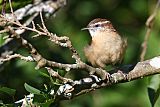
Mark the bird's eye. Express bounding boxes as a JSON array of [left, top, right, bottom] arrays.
[[95, 24, 100, 27]]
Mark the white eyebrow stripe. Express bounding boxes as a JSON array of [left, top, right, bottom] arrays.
[[91, 21, 110, 26]]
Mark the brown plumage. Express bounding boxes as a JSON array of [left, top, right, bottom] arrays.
[[83, 18, 127, 68]]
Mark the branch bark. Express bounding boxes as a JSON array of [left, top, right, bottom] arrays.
[[55, 56, 160, 100]]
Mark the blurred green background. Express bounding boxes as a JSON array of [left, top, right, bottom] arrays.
[[1, 0, 160, 106]]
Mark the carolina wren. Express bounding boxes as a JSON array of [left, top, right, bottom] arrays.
[[82, 18, 127, 68]]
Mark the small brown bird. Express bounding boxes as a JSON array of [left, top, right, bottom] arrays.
[[82, 18, 127, 68]]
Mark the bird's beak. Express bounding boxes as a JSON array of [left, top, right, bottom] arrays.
[[81, 27, 90, 30]]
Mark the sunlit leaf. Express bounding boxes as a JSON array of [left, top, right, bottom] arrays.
[[24, 83, 41, 95]]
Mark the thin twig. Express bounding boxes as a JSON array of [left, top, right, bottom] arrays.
[[40, 12, 48, 32], [0, 54, 34, 63], [140, 0, 160, 61], [46, 67, 73, 83], [8, 0, 13, 14], [32, 21, 36, 30], [8, 0, 20, 24], [0, 29, 8, 33], [1, 0, 7, 15]]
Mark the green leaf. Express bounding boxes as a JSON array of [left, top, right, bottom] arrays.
[[148, 75, 160, 107], [39, 71, 50, 78], [0, 34, 5, 46], [0, 87, 16, 96], [24, 83, 41, 95]]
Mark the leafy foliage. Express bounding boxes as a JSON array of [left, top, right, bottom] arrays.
[[0, 87, 16, 96], [24, 83, 41, 95]]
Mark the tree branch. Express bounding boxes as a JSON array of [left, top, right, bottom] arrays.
[[0, 0, 66, 59], [140, 0, 160, 61], [54, 56, 160, 100]]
